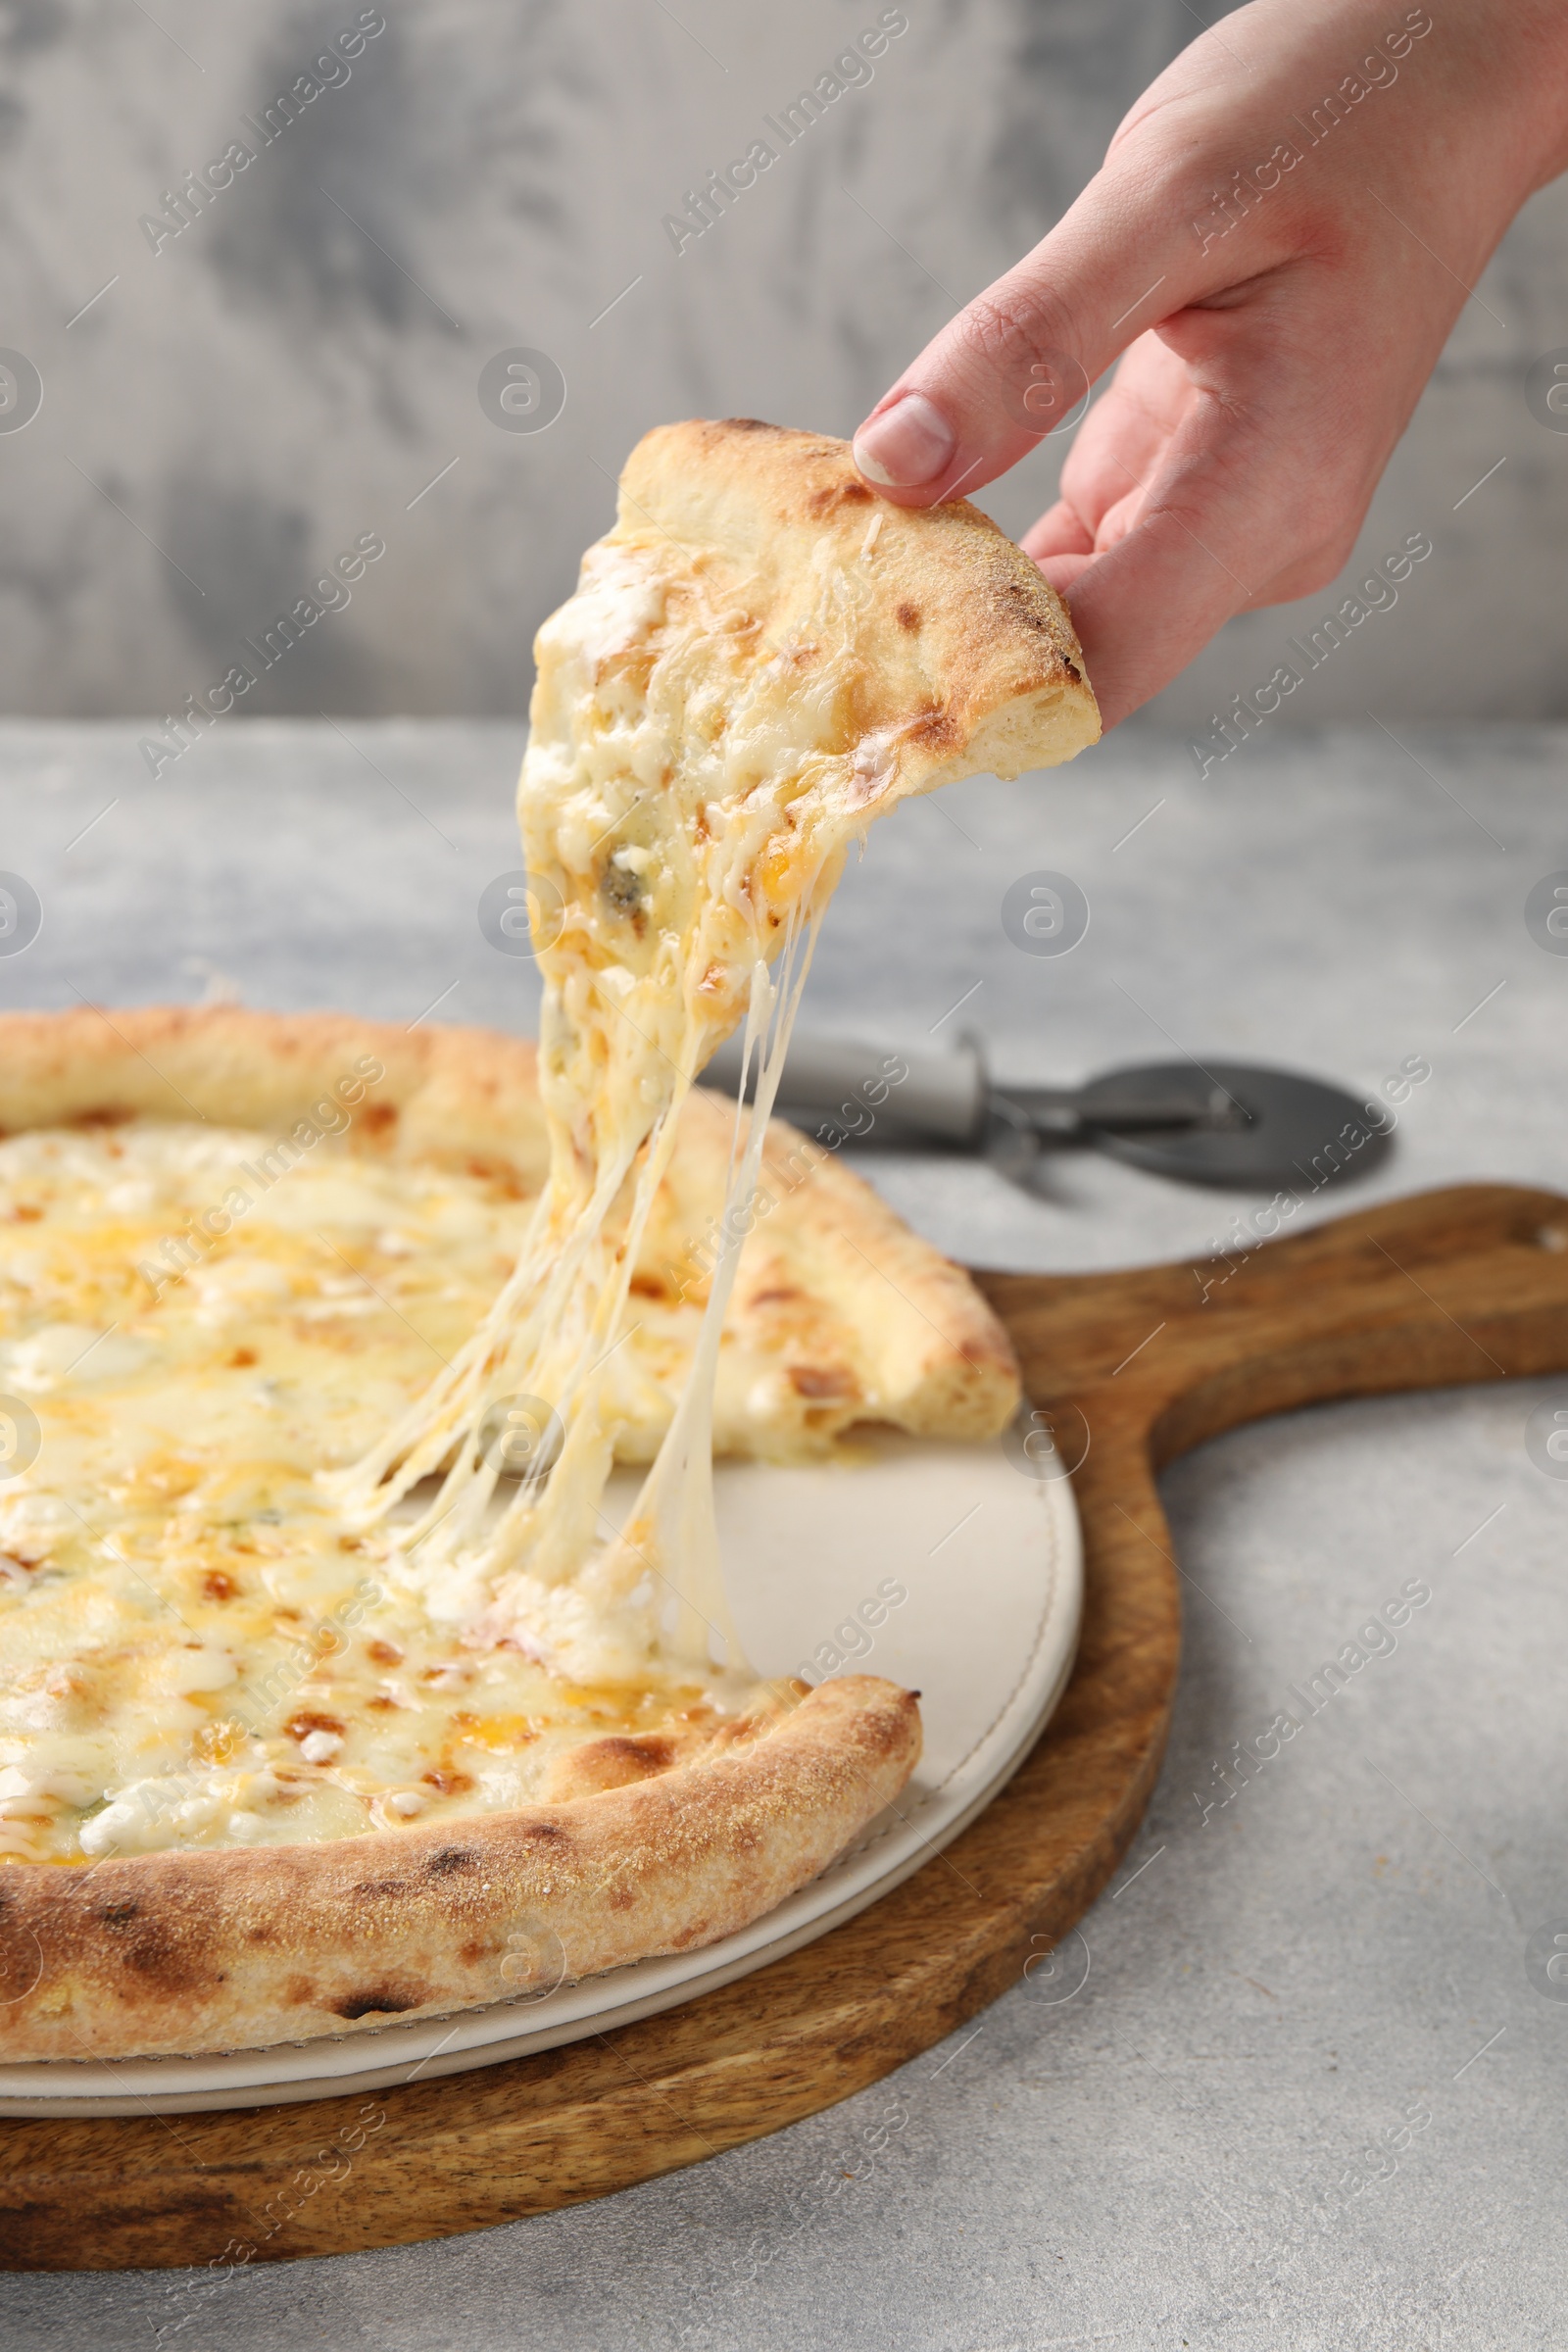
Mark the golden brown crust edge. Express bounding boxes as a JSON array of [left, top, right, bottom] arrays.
[[672, 1085, 1021, 1442], [0, 1678, 918, 2062], [617, 417, 1101, 779], [0, 1007, 1020, 1443], [0, 1004, 553, 1185]]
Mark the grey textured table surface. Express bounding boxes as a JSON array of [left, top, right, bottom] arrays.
[[2, 719, 1566, 2349]]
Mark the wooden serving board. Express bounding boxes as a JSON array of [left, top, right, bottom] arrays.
[[3, 1182, 1566, 2272]]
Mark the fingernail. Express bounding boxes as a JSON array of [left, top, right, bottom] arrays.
[[852, 392, 956, 488]]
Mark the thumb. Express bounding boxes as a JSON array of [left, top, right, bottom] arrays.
[[851, 148, 1276, 503]]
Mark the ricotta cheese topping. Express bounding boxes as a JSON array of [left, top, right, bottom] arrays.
[[0, 1121, 728, 1861]]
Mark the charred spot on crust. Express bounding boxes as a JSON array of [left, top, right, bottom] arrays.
[[551, 1731, 680, 1798], [996, 579, 1082, 676], [424, 1846, 478, 1878], [333, 1984, 426, 2020], [807, 479, 874, 516], [523, 1820, 568, 1841], [718, 416, 777, 434], [906, 705, 960, 754], [599, 1735, 674, 1774], [896, 602, 921, 631], [353, 1878, 410, 1901], [122, 1931, 204, 1989], [95, 1900, 142, 1929]]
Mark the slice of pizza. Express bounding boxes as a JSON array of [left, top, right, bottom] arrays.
[[342, 416, 1098, 1692], [0, 421, 1097, 2062]]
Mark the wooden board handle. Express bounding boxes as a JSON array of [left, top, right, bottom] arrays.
[[980, 1181, 1568, 1469], [975, 1181, 1568, 1934]]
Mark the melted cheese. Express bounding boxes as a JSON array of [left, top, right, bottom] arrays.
[[0, 484, 1020, 1861], [0, 1124, 725, 1862], [338, 534, 886, 1688]]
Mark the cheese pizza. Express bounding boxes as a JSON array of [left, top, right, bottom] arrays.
[[0, 419, 1097, 2061]]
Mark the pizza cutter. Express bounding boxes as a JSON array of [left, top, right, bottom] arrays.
[[706, 1032, 1393, 1194]]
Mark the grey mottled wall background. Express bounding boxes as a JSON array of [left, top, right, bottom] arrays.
[[1, 0, 1564, 732]]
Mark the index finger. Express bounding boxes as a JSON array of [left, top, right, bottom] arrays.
[[848, 168, 1226, 503]]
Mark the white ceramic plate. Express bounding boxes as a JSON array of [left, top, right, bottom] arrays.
[[0, 1432, 1079, 2116]]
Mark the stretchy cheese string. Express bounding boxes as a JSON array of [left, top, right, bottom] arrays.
[[603, 902, 821, 1676], [334, 535, 854, 1689], [335, 909, 822, 1689]]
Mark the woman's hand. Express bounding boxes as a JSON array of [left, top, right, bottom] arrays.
[[852, 0, 1568, 726]]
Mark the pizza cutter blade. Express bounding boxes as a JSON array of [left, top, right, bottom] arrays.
[[708, 1032, 1392, 1194], [986, 1058, 1393, 1193]]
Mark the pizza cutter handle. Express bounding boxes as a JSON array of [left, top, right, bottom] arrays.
[[705, 1032, 989, 1144], [708, 1037, 1223, 1147]]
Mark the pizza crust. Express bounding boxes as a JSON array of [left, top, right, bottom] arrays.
[[652, 1084, 1019, 1446], [0, 1676, 917, 2060], [617, 417, 1100, 798], [0, 1004, 1020, 1452], [0, 1007, 973, 2056], [0, 1004, 553, 1187]]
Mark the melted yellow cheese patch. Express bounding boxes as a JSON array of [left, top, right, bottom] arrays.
[[0, 1123, 722, 1863]]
